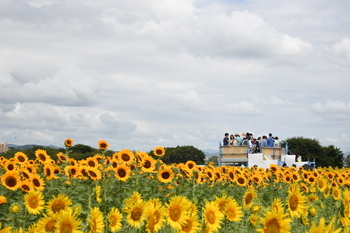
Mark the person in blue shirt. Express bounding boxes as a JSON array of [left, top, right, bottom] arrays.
[[267, 133, 275, 147], [223, 133, 230, 146], [260, 135, 268, 148], [235, 133, 242, 145]]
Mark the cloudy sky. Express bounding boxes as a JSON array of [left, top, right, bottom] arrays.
[[1, 0, 350, 154]]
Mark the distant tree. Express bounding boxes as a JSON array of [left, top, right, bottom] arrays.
[[154, 145, 206, 165], [345, 154, 350, 167], [321, 145, 344, 168], [285, 137, 344, 168], [208, 155, 219, 166]]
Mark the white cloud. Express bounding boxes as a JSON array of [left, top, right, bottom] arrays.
[[0, 0, 349, 154], [333, 38, 350, 65]]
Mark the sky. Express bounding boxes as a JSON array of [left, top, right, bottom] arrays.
[[1, 0, 350, 154]]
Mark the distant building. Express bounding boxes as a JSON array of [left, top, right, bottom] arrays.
[[0, 141, 9, 153]]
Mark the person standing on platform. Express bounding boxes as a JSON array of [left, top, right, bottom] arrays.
[[267, 133, 275, 147], [223, 133, 230, 146]]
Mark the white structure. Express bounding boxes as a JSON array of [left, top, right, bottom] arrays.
[[219, 145, 315, 169]]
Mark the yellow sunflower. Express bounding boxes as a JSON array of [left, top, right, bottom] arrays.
[[236, 175, 248, 187], [224, 199, 243, 222], [343, 189, 350, 217], [35, 149, 52, 164], [116, 149, 135, 163], [271, 198, 284, 214], [108, 207, 123, 233], [308, 217, 342, 233], [10, 203, 21, 214], [257, 210, 292, 233], [14, 152, 28, 164], [185, 160, 196, 170], [55, 209, 83, 233], [35, 214, 57, 233], [286, 183, 307, 218], [43, 164, 57, 180], [243, 187, 257, 210], [125, 202, 145, 229], [124, 192, 143, 208], [141, 155, 156, 173], [158, 167, 174, 183], [88, 207, 105, 233], [166, 195, 191, 230], [46, 193, 72, 215], [0, 223, 11, 232], [24, 190, 45, 215], [86, 167, 102, 181], [180, 213, 200, 233], [30, 173, 45, 191], [153, 146, 165, 157], [64, 138, 74, 147], [57, 152, 68, 163], [332, 186, 342, 200], [98, 140, 109, 150], [1, 170, 20, 191], [20, 180, 34, 193], [203, 201, 224, 232], [64, 165, 80, 179], [4, 159, 17, 171], [0, 195, 7, 204], [114, 164, 131, 182], [269, 164, 279, 173], [95, 185, 102, 203], [214, 193, 233, 213], [144, 198, 166, 233]]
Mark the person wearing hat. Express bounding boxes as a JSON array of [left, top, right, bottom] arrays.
[[223, 133, 230, 146]]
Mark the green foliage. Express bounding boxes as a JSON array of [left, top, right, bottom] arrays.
[[345, 154, 350, 167], [208, 155, 219, 165], [154, 145, 206, 165], [285, 136, 344, 168]]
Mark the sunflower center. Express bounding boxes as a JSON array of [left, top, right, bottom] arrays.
[[121, 154, 130, 162], [118, 169, 126, 178], [7, 164, 15, 170], [52, 202, 65, 213], [100, 143, 107, 149], [39, 154, 47, 161], [182, 219, 193, 232], [5, 176, 17, 187], [245, 194, 253, 205], [155, 149, 163, 156], [131, 207, 142, 221], [226, 209, 236, 218], [207, 210, 216, 224], [45, 220, 57, 232], [88, 161, 96, 167], [161, 172, 170, 179], [110, 216, 117, 227], [46, 169, 52, 177], [170, 206, 181, 221], [237, 177, 245, 185], [88, 171, 97, 178], [266, 218, 280, 233], [289, 195, 299, 211], [18, 156, 26, 162], [29, 197, 39, 208], [60, 221, 73, 233], [228, 172, 234, 180], [144, 161, 151, 169]]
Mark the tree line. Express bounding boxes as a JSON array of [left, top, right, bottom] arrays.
[[0, 137, 347, 168]]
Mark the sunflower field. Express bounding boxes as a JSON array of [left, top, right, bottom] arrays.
[[0, 139, 350, 233]]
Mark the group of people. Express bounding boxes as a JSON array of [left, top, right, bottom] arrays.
[[222, 132, 280, 154]]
